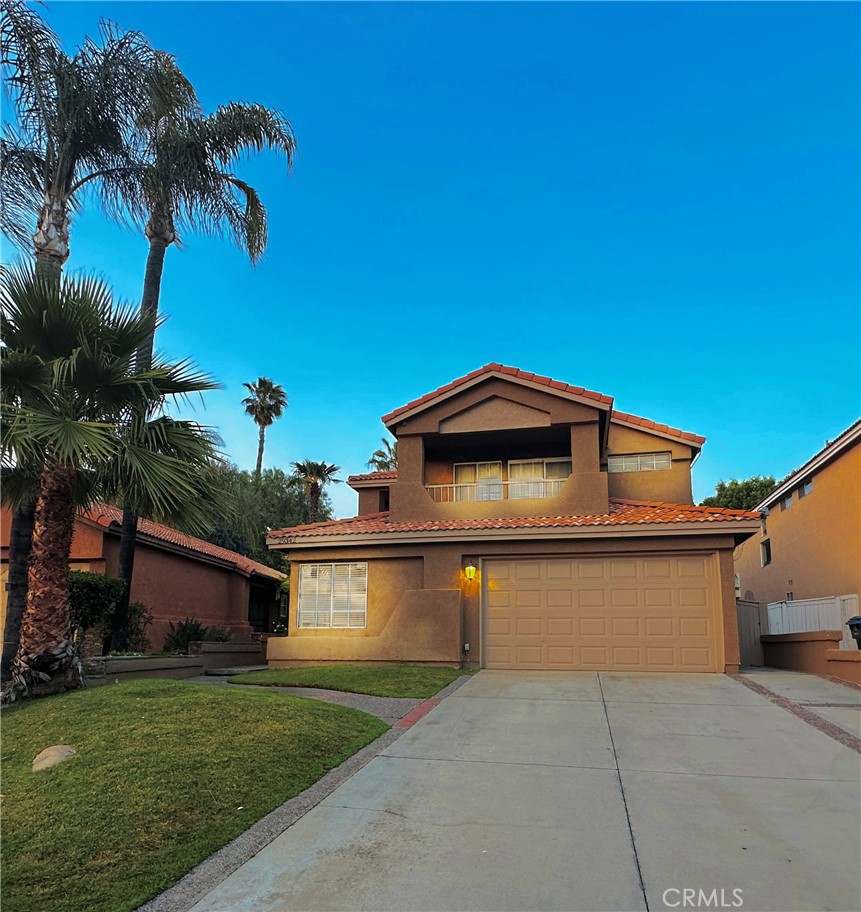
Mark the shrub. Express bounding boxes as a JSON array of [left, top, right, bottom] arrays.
[[68, 571, 126, 632], [126, 603, 153, 653], [164, 618, 207, 654], [162, 618, 232, 653]]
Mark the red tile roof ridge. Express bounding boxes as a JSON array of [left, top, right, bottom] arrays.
[[268, 499, 760, 539], [83, 503, 285, 580], [381, 363, 614, 425], [611, 410, 706, 445], [347, 470, 399, 482]]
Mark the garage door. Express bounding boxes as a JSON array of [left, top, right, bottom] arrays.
[[483, 556, 721, 672]]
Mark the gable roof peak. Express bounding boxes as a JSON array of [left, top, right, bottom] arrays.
[[382, 363, 614, 427]]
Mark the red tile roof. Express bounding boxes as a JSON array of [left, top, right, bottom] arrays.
[[612, 410, 706, 446], [268, 499, 759, 540], [381, 363, 614, 425], [347, 470, 399, 483], [84, 504, 285, 580]]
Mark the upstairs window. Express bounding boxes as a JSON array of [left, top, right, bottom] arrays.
[[508, 458, 572, 499], [780, 494, 793, 511], [453, 461, 503, 501], [298, 563, 367, 628], [761, 540, 772, 567], [797, 479, 813, 499], [607, 453, 672, 473]]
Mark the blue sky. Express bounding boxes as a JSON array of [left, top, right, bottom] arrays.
[[16, 2, 861, 517]]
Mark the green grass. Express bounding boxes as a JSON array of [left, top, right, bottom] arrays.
[[228, 663, 469, 698], [1, 680, 388, 912]]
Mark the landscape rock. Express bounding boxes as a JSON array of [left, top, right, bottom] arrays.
[[32, 744, 77, 772]]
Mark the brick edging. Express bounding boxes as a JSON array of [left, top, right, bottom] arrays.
[[732, 675, 861, 754]]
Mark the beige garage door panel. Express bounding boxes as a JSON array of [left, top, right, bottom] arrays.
[[484, 556, 720, 672]]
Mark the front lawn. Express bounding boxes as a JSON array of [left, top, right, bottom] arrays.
[[1, 680, 388, 912], [229, 663, 469, 698]]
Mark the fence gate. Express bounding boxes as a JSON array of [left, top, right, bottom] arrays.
[[736, 599, 764, 666]]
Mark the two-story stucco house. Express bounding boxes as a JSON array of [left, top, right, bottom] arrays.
[[734, 419, 860, 606], [267, 364, 760, 673]]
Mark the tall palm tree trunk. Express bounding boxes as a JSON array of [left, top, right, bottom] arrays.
[[309, 481, 321, 523], [2, 218, 68, 680], [255, 425, 266, 476], [33, 193, 70, 278], [109, 505, 139, 653], [9, 461, 81, 697], [1, 503, 35, 682], [137, 224, 172, 368], [114, 215, 174, 650]]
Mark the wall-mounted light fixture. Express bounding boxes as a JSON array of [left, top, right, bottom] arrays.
[[464, 561, 477, 582]]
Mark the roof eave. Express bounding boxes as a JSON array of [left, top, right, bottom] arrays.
[[269, 519, 760, 549], [610, 416, 705, 449], [755, 421, 861, 511]]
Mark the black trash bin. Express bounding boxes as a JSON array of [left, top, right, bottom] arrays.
[[846, 616, 861, 650]]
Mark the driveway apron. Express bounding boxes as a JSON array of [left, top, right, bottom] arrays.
[[189, 672, 861, 912]]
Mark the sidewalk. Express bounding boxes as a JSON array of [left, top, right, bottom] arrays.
[[740, 667, 860, 739]]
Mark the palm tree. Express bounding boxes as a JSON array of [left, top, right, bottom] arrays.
[[0, 2, 160, 680], [1, 3, 159, 278], [367, 437, 398, 471], [124, 96, 296, 369], [288, 461, 342, 524], [243, 378, 288, 476], [0, 265, 219, 699], [111, 60, 295, 608]]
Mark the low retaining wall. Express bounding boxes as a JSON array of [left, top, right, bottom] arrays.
[[188, 641, 266, 668], [761, 631, 861, 686], [86, 655, 205, 682]]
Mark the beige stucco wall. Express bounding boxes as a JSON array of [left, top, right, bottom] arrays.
[[390, 379, 604, 437], [269, 533, 741, 672], [734, 443, 860, 604], [271, 555, 461, 664], [606, 424, 695, 504]]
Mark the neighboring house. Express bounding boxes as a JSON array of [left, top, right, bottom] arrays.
[[0, 503, 285, 651], [267, 363, 759, 673], [734, 419, 860, 605]]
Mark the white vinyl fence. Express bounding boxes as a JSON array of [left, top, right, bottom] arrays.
[[766, 594, 858, 651]]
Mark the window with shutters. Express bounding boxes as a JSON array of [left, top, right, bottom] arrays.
[[298, 563, 368, 628]]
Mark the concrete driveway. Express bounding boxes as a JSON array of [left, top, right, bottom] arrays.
[[189, 672, 861, 912]]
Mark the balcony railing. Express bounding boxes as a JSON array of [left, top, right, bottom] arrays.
[[425, 479, 566, 503]]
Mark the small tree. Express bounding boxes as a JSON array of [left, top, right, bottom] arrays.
[[68, 571, 126, 635], [701, 476, 776, 511]]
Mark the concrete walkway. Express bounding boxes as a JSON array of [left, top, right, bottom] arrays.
[[187, 671, 861, 912], [741, 666, 861, 739], [185, 674, 423, 724]]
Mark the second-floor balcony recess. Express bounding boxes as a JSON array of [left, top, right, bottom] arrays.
[[426, 457, 572, 503], [426, 479, 567, 503]]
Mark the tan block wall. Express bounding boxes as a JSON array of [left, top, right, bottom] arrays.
[[734, 444, 860, 604], [606, 425, 695, 504], [761, 631, 861, 686]]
